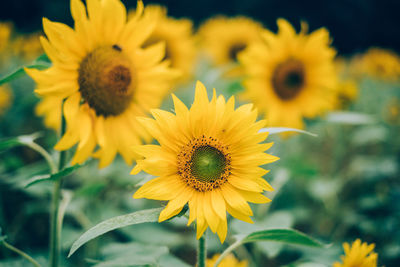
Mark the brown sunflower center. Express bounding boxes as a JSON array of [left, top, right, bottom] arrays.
[[271, 59, 306, 100], [229, 42, 247, 61], [177, 135, 231, 192], [78, 45, 136, 117]]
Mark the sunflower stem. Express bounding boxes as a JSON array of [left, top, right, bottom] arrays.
[[1, 239, 42, 267], [197, 233, 207, 267], [49, 111, 67, 267]]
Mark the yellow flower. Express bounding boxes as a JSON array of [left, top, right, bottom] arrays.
[[352, 48, 400, 81], [0, 85, 12, 116], [333, 239, 378, 267], [35, 96, 62, 130], [130, 5, 196, 82], [333, 79, 358, 109], [132, 81, 278, 243], [0, 22, 12, 53], [239, 19, 337, 129], [206, 254, 248, 267], [332, 58, 359, 109], [197, 16, 263, 75], [26, 0, 179, 167], [12, 32, 43, 61]]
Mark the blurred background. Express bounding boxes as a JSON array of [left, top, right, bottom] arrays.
[[1, 0, 400, 54], [0, 0, 400, 267]]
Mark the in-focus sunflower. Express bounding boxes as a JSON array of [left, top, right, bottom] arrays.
[[129, 5, 196, 81], [35, 96, 63, 131], [0, 85, 12, 116], [132, 81, 278, 243], [239, 19, 337, 129], [206, 254, 248, 267], [26, 0, 179, 167], [197, 16, 263, 75], [352, 48, 400, 81], [333, 239, 378, 267]]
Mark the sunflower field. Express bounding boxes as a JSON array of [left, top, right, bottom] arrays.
[[0, 0, 399, 266]]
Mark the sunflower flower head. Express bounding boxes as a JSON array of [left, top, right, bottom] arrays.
[[12, 32, 43, 61], [197, 16, 263, 76], [0, 22, 12, 53], [333, 239, 378, 267], [130, 5, 196, 82], [206, 254, 248, 267], [353, 48, 400, 81], [239, 19, 337, 129], [132, 81, 278, 243], [26, 0, 180, 168]]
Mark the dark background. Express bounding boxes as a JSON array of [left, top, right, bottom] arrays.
[[1, 0, 400, 55]]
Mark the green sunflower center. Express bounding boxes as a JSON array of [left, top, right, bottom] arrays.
[[190, 145, 226, 183], [78, 45, 136, 117], [272, 59, 306, 101], [229, 42, 247, 61], [177, 136, 231, 192]]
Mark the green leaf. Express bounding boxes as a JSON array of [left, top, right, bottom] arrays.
[[0, 64, 50, 85], [214, 229, 324, 267], [25, 163, 85, 188], [239, 229, 323, 247], [260, 127, 317, 137], [0, 133, 41, 150], [226, 80, 244, 94], [35, 54, 51, 64], [68, 208, 163, 257], [325, 111, 377, 125]]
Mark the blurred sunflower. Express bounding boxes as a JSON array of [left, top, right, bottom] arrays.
[[35, 96, 62, 130], [206, 254, 248, 267], [239, 19, 337, 129], [132, 81, 278, 243], [129, 5, 196, 82], [0, 85, 12, 116], [0, 22, 12, 53], [352, 48, 400, 81], [333, 58, 358, 109], [26, 0, 179, 167], [197, 16, 263, 75], [333, 239, 378, 267], [12, 32, 43, 61]]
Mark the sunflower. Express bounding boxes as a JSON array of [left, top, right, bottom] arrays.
[[239, 19, 337, 129], [35, 96, 62, 130], [333, 58, 358, 109], [197, 16, 263, 75], [132, 81, 278, 243], [0, 85, 12, 116], [0, 22, 12, 53], [333, 239, 378, 267], [12, 32, 43, 61], [206, 254, 248, 267], [26, 0, 179, 167], [351, 48, 400, 81], [129, 5, 196, 82]]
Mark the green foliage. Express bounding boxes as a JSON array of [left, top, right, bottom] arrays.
[[25, 163, 86, 188], [239, 229, 323, 247], [68, 208, 163, 257]]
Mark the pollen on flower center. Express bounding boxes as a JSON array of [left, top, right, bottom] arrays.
[[271, 59, 306, 100], [177, 135, 231, 192], [78, 45, 136, 117], [229, 42, 247, 61]]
